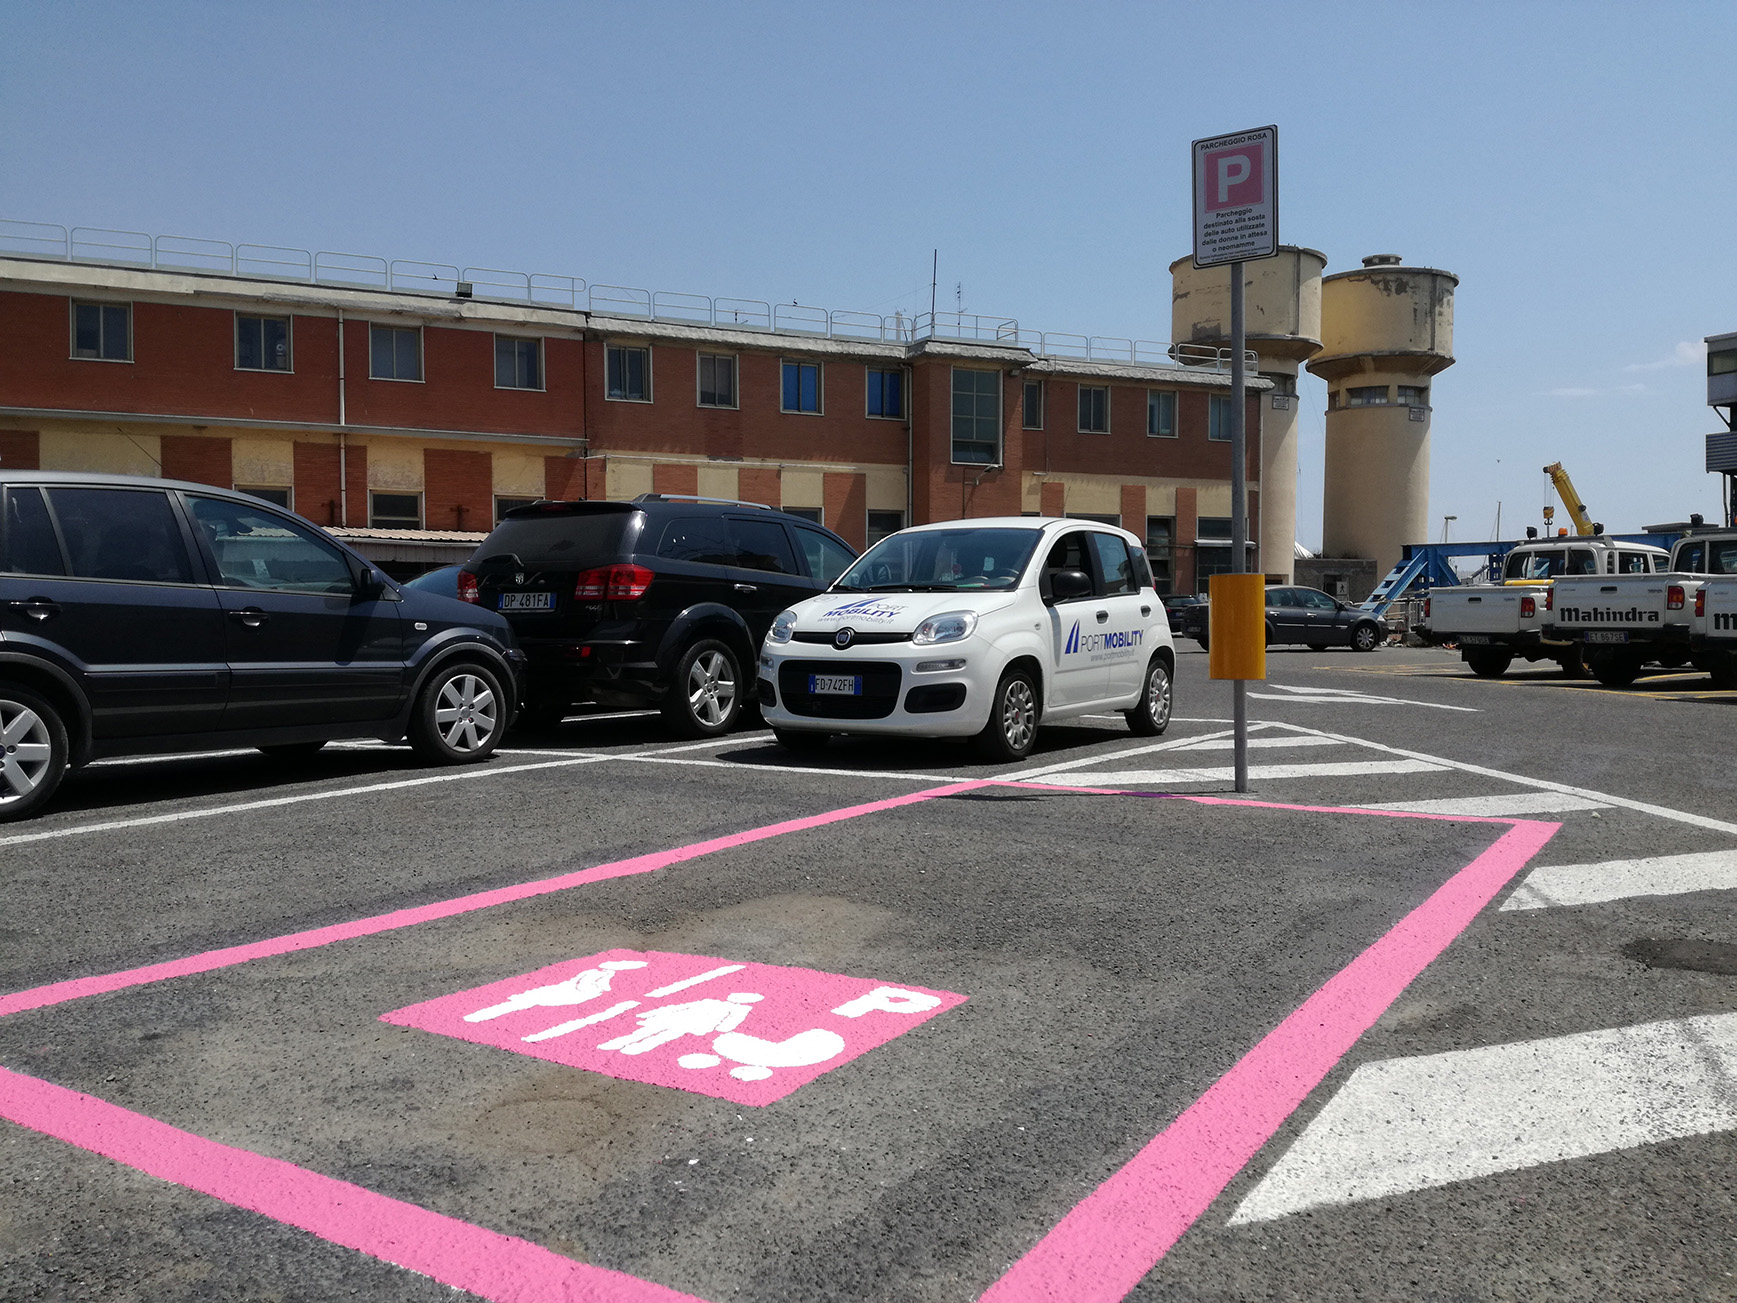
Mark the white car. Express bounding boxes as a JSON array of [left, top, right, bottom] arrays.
[[757, 517, 1174, 761]]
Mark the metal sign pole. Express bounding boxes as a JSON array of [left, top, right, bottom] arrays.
[[1229, 261, 1249, 793]]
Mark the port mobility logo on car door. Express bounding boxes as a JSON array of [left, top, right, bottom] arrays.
[[1064, 619, 1145, 661]]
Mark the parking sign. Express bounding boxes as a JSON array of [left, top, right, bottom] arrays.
[[1192, 125, 1278, 267]]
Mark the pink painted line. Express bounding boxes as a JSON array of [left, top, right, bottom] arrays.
[[0, 1065, 707, 1303], [979, 813, 1561, 1303], [0, 780, 987, 1020]]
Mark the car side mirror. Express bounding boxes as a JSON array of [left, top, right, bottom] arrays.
[[1048, 568, 1093, 603], [356, 566, 397, 601]]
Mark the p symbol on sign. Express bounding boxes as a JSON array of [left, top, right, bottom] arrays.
[[1217, 154, 1252, 203]]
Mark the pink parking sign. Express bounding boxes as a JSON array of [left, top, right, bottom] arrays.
[[381, 949, 966, 1106]]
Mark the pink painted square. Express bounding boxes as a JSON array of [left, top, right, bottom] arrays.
[[381, 949, 967, 1106]]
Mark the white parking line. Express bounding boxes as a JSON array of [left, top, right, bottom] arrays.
[[1001, 724, 1270, 782], [1355, 792, 1609, 818], [618, 754, 963, 783], [0, 756, 614, 849], [1166, 735, 1343, 752], [1036, 759, 1446, 788], [1502, 849, 1737, 911], [1230, 1012, 1737, 1223], [1250, 684, 1479, 713]]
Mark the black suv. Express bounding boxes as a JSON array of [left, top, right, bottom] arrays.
[[462, 495, 857, 736], [0, 472, 525, 821]]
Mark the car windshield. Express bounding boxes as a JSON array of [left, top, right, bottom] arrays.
[[834, 527, 1042, 592], [1505, 549, 1568, 580]]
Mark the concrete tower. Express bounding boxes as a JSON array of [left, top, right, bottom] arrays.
[[1309, 255, 1457, 576], [1171, 247, 1325, 581]]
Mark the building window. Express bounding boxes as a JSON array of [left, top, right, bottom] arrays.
[[1145, 516, 1174, 594], [782, 506, 823, 524], [951, 368, 1002, 465], [71, 301, 131, 361], [238, 486, 292, 510], [494, 496, 538, 524], [495, 336, 543, 390], [1078, 385, 1110, 434], [1022, 380, 1044, 430], [781, 360, 821, 413], [369, 492, 422, 528], [236, 315, 291, 372], [866, 368, 903, 419], [606, 344, 650, 401], [1711, 350, 1737, 377], [698, 353, 737, 408], [1208, 394, 1233, 441], [866, 510, 904, 544], [1148, 390, 1177, 437], [1345, 385, 1389, 407], [1396, 384, 1429, 407], [369, 325, 422, 381]]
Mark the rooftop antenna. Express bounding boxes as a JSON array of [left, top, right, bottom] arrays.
[[929, 250, 938, 323], [955, 281, 963, 314]]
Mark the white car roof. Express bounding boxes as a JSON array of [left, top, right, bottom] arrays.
[[894, 516, 1141, 540]]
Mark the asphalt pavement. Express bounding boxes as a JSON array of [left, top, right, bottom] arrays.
[[4, 644, 1737, 1303]]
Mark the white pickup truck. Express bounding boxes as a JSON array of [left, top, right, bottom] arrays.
[[1419, 537, 1669, 678], [1545, 529, 1737, 686]]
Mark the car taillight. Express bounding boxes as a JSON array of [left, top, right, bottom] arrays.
[[575, 564, 654, 601], [457, 569, 479, 603], [1668, 584, 1685, 611], [1696, 588, 1706, 617], [1545, 588, 1554, 611], [1520, 596, 1535, 618], [1423, 596, 1430, 619]]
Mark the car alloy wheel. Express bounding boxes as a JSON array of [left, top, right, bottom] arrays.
[[435, 672, 500, 753], [0, 698, 55, 808], [1127, 658, 1172, 736], [974, 670, 1039, 762], [687, 649, 738, 728], [1352, 622, 1381, 652]]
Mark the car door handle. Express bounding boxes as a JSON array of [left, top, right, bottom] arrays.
[[734, 583, 758, 594], [1095, 609, 1109, 623], [4, 598, 60, 622], [228, 607, 270, 628]]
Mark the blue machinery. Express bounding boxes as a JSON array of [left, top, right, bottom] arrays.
[[1358, 534, 1683, 618]]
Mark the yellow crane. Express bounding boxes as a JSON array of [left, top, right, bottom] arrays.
[[1543, 462, 1598, 536]]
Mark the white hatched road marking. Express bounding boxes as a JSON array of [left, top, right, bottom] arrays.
[[1355, 792, 1609, 818], [1502, 849, 1737, 911], [1167, 735, 1344, 752], [1037, 759, 1446, 788], [1250, 684, 1480, 713], [1229, 1012, 1737, 1224]]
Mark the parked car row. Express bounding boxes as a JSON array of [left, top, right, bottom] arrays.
[[1172, 585, 1387, 653], [0, 481, 1180, 819]]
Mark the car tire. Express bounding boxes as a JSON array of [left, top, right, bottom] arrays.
[[1464, 649, 1513, 678], [257, 741, 328, 762], [1307, 643, 1328, 651], [1195, 633, 1209, 653], [1124, 657, 1173, 737], [662, 639, 742, 738], [0, 685, 70, 823], [1350, 621, 1383, 653], [975, 667, 1039, 762], [772, 727, 830, 753], [1710, 656, 1737, 690], [1589, 652, 1641, 688], [408, 662, 506, 764], [1557, 646, 1591, 679]]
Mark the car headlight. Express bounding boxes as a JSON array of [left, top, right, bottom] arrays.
[[769, 610, 797, 644], [912, 610, 977, 645]]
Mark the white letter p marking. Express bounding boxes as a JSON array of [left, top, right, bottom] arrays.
[[832, 986, 943, 1018], [1217, 155, 1252, 203]]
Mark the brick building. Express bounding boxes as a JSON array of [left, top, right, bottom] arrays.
[[0, 222, 1267, 590]]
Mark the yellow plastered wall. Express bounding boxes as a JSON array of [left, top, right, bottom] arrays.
[[232, 436, 294, 487], [41, 428, 162, 476], [781, 469, 824, 509], [367, 441, 423, 492], [696, 466, 738, 500], [605, 459, 654, 500], [492, 450, 545, 498], [866, 469, 906, 512]]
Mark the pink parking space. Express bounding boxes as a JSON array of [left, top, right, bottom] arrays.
[[382, 947, 965, 1107], [0, 781, 1559, 1303]]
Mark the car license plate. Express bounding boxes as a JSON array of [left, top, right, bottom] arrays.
[[1459, 634, 1490, 645], [810, 674, 861, 696], [1585, 630, 1629, 644], [498, 592, 554, 612]]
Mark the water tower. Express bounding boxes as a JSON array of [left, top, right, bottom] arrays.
[[1308, 255, 1457, 576], [1171, 247, 1325, 581]]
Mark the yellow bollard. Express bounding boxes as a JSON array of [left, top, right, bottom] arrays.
[[1207, 573, 1267, 681]]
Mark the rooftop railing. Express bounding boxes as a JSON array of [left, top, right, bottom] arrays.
[[0, 217, 1254, 372]]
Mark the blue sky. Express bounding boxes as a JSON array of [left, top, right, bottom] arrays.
[[4, 1, 1734, 546]]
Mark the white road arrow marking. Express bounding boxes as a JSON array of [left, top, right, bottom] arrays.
[[1229, 1012, 1737, 1224], [1502, 848, 1737, 911]]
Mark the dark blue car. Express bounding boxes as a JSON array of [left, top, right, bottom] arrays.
[[0, 473, 525, 820]]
